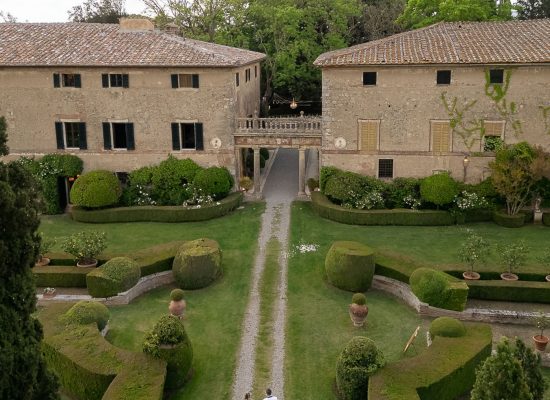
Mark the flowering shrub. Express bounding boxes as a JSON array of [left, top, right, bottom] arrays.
[[403, 194, 422, 210], [61, 231, 107, 263], [343, 191, 385, 210], [453, 191, 490, 211], [182, 184, 214, 208], [133, 184, 156, 206]]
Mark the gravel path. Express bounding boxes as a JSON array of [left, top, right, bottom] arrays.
[[231, 149, 297, 400]]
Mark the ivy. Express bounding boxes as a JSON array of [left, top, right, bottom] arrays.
[[441, 92, 484, 151], [484, 69, 523, 137]]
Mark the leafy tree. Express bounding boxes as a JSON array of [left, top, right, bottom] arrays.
[[471, 339, 532, 400], [351, 0, 406, 45], [0, 116, 8, 156], [513, 338, 547, 400], [397, 0, 512, 29], [0, 10, 17, 22], [0, 123, 59, 399], [516, 0, 550, 19], [489, 142, 550, 215], [68, 0, 127, 23]]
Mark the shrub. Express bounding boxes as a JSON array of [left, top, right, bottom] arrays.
[[62, 301, 110, 331], [429, 317, 466, 338], [420, 173, 460, 207], [458, 229, 490, 273], [86, 257, 140, 298], [172, 238, 222, 289], [498, 241, 529, 275], [466, 280, 550, 303], [493, 211, 525, 228], [193, 167, 234, 200], [122, 165, 156, 206], [351, 293, 367, 305], [320, 166, 341, 192], [142, 315, 193, 390], [170, 288, 185, 301], [260, 148, 270, 160], [61, 231, 107, 264], [325, 241, 375, 292], [543, 212, 550, 226], [151, 156, 203, 205], [336, 337, 384, 400], [307, 178, 319, 192], [239, 176, 253, 191], [385, 177, 421, 208], [513, 337, 547, 400], [409, 268, 468, 311], [70, 170, 122, 208], [324, 170, 364, 205]]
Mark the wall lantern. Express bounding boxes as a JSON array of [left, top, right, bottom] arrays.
[[290, 98, 298, 110]]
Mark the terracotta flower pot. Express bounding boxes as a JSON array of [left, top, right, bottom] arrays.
[[169, 299, 186, 318], [500, 273, 519, 281], [35, 257, 51, 267], [77, 259, 98, 268], [533, 335, 549, 352], [463, 271, 480, 280], [349, 303, 368, 327]]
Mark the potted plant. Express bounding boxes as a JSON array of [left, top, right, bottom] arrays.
[[43, 287, 57, 299], [536, 250, 550, 282], [36, 234, 56, 267], [533, 312, 550, 351], [498, 241, 528, 281], [349, 293, 368, 327], [459, 229, 489, 280], [62, 231, 107, 268], [168, 288, 186, 319]]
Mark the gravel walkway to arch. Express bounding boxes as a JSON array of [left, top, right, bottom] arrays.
[[231, 149, 298, 400]]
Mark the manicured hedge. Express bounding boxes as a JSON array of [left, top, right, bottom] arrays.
[[133, 241, 183, 276], [543, 212, 550, 226], [325, 241, 375, 292], [70, 170, 122, 209], [39, 304, 166, 400], [493, 211, 525, 228], [71, 192, 243, 223], [429, 317, 466, 338], [173, 238, 222, 290], [62, 301, 110, 331], [409, 268, 469, 311], [86, 257, 141, 298], [466, 280, 550, 303], [33, 265, 94, 287], [463, 208, 493, 223], [368, 323, 492, 400], [311, 192, 454, 226]]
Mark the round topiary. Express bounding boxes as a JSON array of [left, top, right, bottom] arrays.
[[142, 315, 193, 390], [420, 173, 459, 207], [193, 167, 234, 200], [170, 288, 185, 301], [325, 241, 375, 292], [86, 257, 141, 298], [151, 156, 203, 205], [351, 293, 367, 305], [172, 238, 222, 289], [62, 300, 110, 331], [409, 268, 449, 307], [336, 336, 384, 400], [70, 170, 122, 208], [429, 317, 466, 338]]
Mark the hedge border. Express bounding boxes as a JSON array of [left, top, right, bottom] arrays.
[[543, 212, 550, 227], [493, 211, 525, 228], [368, 323, 492, 400], [71, 192, 243, 223], [311, 192, 454, 226]]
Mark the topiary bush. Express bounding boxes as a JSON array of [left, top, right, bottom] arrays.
[[429, 317, 466, 338], [420, 173, 460, 208], [173, 238, 222, 289], [193, 167, 234, 200], [324, 171, 365, 205], [170, 288, 185, 301], [325, 241, 375, 292], [86, 257, 140, 298], [351, 293, 367, 305], [320, 166, 341, 192], [409, 268, 469, 311], [151, 156, 203, 205], [336, 336, 384, 400], [70, 170, 122, 209], [493, 211, 525, 228], [142, 315, 193, 390], [62, 301, 110, 331]]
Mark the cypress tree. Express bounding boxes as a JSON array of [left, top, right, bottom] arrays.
[[0, 118, 59, 399]]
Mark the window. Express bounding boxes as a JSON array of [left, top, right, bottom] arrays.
[[171, 122, 204, 150], [482, 121, 505, 152], [236, 72, 240, 87], [363, 72, 377, 86], [53, 73, 81, 88], [437, 70, 451, 85], [489, 69, 504, 84], [102, 122, 135, 150], [431, 121, 451, 152], [358, 120, 379, 151], [245, 68, 251, 82], [55, 121, 87, 150], [255, 65, 257, 78], [378, 159, 393, 179], [171, 74, 199, 88], [102, 73, 129, 88]]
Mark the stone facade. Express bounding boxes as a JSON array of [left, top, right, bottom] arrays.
[[320, 64, 550, 182]]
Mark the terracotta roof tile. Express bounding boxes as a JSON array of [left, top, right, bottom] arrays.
[[0, 22, 265, 67], [314, 20, 550, 67]]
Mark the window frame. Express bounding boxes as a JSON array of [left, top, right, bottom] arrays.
[[245, 68, 251, 82], [482, 120, 505, 152], [53, 73, 81, 88], [357, 119, 380, 152], [362, 71, 377, 86], [489, 69, 504, 85], [63, 121, 81, 149], [436, 70, 452, 85], [430, 120, 452, 153], [172, 73, 200, 89], [236, 72, 240, 87], [103, 120, 135, 151], [102, 73, 129, 88], [378, 159, 394, 179]]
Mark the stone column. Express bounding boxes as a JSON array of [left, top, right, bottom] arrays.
[[253, 147, 261, 194], [298, 148, 306, 195]]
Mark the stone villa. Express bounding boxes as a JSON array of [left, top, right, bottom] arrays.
[[314, 19, 550, 182]]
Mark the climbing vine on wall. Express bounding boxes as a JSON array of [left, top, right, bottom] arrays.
[[440, 93, 484, 151], [484, 69, 523, 136], [540, 105, 550, 136]]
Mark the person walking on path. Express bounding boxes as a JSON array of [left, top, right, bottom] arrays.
[[263, 388, 277, 400]]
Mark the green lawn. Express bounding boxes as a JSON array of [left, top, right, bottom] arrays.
[[41, 203, 264, 399], [291, 202, 550, 275]]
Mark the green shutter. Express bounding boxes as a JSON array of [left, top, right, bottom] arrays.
[[74, 74, 82, 88], [171, 74, 179, 88], [192, 74, 199, 88], [78, 123, 87, 150], [122, 74, 129, 88], [126, 123, 135, 150], [102, 74, 109, 88], [171, 123, 181, 150], [53, 73, 60, 88], [102, 123, 112, 149], [195, 123, 204, 150], [55, 122, 64, 149]]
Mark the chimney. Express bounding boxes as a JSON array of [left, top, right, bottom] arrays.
[[163, 23, 180, 36], [119, 18, 154, 32]]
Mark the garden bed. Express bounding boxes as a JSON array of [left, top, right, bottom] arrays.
[[71, 192, 243, 223]]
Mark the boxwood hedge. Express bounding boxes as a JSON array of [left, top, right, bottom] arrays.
[[409, 268, 469, 311], [33, 265, 94, 287], [71, 192, 243, 223], [466, 280, 550, 303], [86, 257, 141, 298], [543, 212, 550, 226], [493, 211, 525, 228], [325, 241, 375, 292], [368, 323, 492, 400], [311, 192, 454, 226]]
